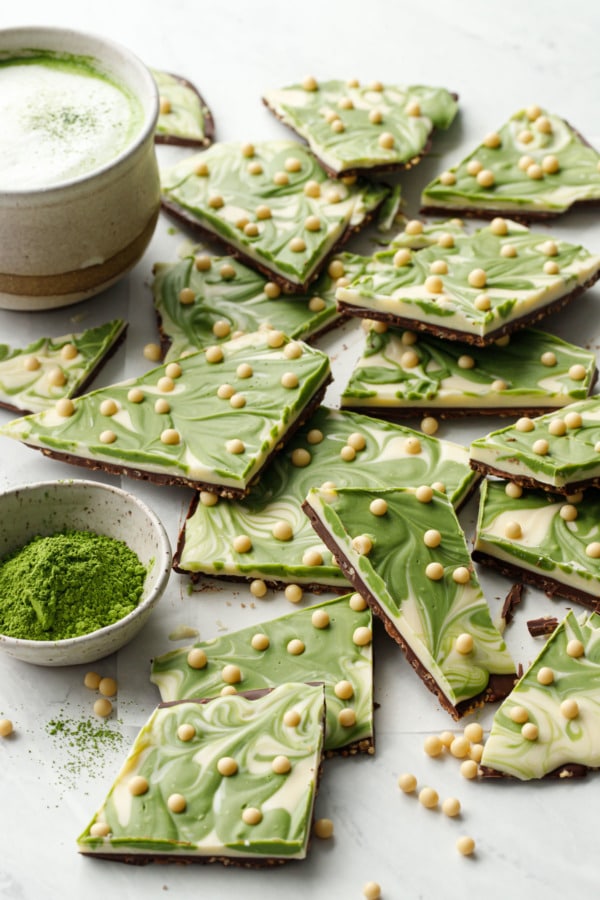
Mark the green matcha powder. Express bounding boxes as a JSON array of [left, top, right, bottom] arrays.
[[0, 530, 147, 640]]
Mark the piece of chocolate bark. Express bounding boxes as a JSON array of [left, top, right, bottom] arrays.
[[527, 617, 559, 637], [0, 331, 331, 498], [500, 583, 524, 627], [335, 217, 600, 346], [0, 319, 127, 415], [480, 611, 600, 779], [470, 396, 600, 493], [151, 594, 373, 755], [151, 68, 214, 148], [78, 682, 325, 864], [174, 406, 479, 590], [302, 485, 516, 718], [152, 250, 371, 362], [421, 107, 600, 220], [341, 322, 597, 418], [262, 78, 458, 177], [160, 140, 389, 292], [473, 478, 600, 610]]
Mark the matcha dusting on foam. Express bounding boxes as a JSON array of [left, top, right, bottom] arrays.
[[0, 51, 144, 190], [27, 101, 98, 141], [0, 530, 147, 641]]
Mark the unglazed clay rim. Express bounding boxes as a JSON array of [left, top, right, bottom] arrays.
[[0, 25, 159, 198], [0, 479, 172, 664]]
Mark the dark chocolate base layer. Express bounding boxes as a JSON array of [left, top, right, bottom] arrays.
[[340, 397, 596, 423], [469, 459, 600, 496], [420, 196, 600, 224], [472, 549, 600, 612], [479, 762, 591, 780], [337, 269, 600, 347], [78, 849, 294, 866]]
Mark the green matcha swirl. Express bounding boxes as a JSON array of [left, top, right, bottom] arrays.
[[151, 595, 372, 753], [336, 220, 600, 339], [0, 332, 330, 491], [390, 218, 468, 250], [305, 486, 514, 707], [482, 612, 600, 779], [263, 80, 458, 172], [342, 324, 595, 410], [422, 108, 600, 214], [475, 479, 600, 593], [160, 140, 388, 284], [0, 320, 126, 414], [471, 397, 600, 483], [153, 251, 370, 362], [177, 406, 478, 585], [79, 683, 324, 857], [151, 69, 208, 144]]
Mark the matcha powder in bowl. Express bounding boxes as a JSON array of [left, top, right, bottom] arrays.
[[0, 529, 147, 641], [0, 480, 172, 666]]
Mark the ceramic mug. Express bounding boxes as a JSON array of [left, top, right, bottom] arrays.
[[0, 26, 160, 310]]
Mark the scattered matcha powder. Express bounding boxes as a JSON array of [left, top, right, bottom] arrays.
[[45, 714, 126, 787], [0, 529, 147, 640]]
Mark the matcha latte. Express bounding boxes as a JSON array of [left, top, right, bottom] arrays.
[[0, 52, 144, 190]]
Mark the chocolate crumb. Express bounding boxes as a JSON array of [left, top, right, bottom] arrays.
[[527, 616, 559, 637], [501, 583, 524, 626]]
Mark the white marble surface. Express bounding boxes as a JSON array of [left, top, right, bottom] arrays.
[[1, 2, 600, 898]]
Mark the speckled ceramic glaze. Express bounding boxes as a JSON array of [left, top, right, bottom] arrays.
[[0, 27, 160, 311], [0, 479, 172, 665]]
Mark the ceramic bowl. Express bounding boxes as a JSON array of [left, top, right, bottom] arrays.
[[0, 26, 160, 311], [0, 479, 172, 666]]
